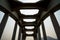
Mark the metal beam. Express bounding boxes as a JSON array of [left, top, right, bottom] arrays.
[[12, 22, 17, 40], [42, 22, 47, 40], [18, 27, 21, 40], [22, 33, 26, 40], [50, 13, 60, 40], [34, 33, 37, 40], [0, 14, 8, 39], [37, 27, 41, 40]]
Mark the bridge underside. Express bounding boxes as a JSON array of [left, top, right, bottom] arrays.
[[0, 0, 60, 40]]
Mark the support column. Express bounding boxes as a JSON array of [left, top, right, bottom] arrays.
[[12, 22, 17, 40], [18, 27, 21, 40], [37, 27, 41, 40], [42, 22, 47, 40], [22, 33, 26, 40], [50, 13, 60, 40], [34, 33, 37, 40], [0, 14, 8, 38]]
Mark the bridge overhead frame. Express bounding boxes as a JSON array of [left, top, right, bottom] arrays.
[[0, 0, 60, 40]]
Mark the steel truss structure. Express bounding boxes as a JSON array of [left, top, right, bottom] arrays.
[[0, 0, 60, 40]]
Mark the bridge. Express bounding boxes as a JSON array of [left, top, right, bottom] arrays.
[[0, 0, 60, 40]]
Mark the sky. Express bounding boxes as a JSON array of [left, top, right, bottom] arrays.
[[54, 10, 60, 26], [20, 9, 39, 15], [0, 11, 5, 23], [18, 0, 40, 3]]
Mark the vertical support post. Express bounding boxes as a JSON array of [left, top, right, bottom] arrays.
[[18, 27, 21, 40], [37, 27, 41, 40], [34, 33, 37, 40], [42, 22, 47, 40], [50, 13, 60, 40], [0, 14, 8, 38], [22, 33, 26, 40], [12, 22, 17, 40]]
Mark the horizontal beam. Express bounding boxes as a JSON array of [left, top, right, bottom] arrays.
[[23, 22, 36, 26], [8, 0, 51, 11]]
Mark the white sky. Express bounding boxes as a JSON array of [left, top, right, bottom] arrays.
[[23, 19, 36, 22], [26, 31, 34, 34], [18, 0, 40, 3], [26, 36, 34, 40], [44, 16, 58, 39], [1, 16, 15, 40], [25, 26, 34, 29], [20, 9, 39, 15], [0, 11, 5, 23]]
